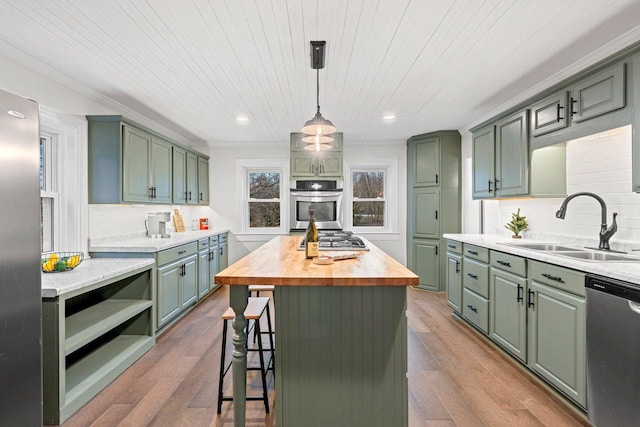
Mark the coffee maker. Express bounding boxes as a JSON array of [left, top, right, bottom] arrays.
[[146, 212, 171, 238]]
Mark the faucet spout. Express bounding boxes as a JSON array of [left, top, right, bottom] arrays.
[[555, 192, 617, 250]]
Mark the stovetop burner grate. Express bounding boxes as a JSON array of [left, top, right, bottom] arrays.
[[297, 231, 369, 251]]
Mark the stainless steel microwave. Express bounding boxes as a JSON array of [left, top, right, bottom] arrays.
[[290, 180, 343, 231]]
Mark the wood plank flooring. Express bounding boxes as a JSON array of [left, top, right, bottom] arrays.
[[62, 286, 590, 427]]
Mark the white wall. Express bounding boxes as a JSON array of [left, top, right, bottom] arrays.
[[483, 125, 640, 250]]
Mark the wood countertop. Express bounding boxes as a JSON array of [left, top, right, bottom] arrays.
[[215, 235, 418, 287]]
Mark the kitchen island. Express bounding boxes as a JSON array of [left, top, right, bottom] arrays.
[[215, 235, 418, 427]]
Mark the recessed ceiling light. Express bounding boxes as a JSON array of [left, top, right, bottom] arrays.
[[236, 115, 249, 123], [383, 114, 396, 121]]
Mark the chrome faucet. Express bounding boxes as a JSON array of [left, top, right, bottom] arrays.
[[555, 192, 617, 250]]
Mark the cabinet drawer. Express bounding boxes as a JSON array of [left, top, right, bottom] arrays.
[[490, 251, 526, 277], [463, 243, 489, 263], [529, 260, 585, 297], [198, 238, 209, 251], [157, 242, 197, 266], [462, 288, 489, 334], [218, 233, 228, 244], [463, 258, 489, 298], [445, 240, 462, 254], [209, 235, 219, 245]]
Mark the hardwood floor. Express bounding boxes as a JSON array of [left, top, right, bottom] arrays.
[[62, 286, 590, 427]]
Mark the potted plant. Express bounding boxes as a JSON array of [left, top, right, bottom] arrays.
[[505, 208, 528, 238]]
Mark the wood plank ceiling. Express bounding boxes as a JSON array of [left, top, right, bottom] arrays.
[[1, 0, 640, 145]]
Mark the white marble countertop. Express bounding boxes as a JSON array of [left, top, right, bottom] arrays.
[[89, 228, 229, 253], [443, 233, 640, 286], [41, 258, 155, 297]]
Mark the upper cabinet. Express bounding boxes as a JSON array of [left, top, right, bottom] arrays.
[[290, 132, 343, 179], [412, 136, 440, 187], [88, 116, 209, 205], [198, 156, 210, 205]]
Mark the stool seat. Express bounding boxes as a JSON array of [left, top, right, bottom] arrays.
[[222, 297, 270, 320]]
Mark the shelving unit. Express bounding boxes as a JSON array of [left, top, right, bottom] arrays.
[[43, 265, 155, 425]]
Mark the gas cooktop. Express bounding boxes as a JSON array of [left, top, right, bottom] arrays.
[[298, 230, 369, 251]]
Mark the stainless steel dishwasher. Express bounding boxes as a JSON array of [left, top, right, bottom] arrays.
[[586, 274, 640, 427]]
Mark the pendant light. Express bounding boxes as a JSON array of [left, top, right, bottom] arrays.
[[301, 41, 336, 145]]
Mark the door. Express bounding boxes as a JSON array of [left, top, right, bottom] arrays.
[[490, 269, 527, 362], [471, 125, 495, 198], [318, 152, 343, 177], [209, 244, 219, 291], [413, 188, 439, 239], [186, 151, 198, 205], [527, 280, 586, 407], [446, 253, 462, 313], [198, 156, 209, 205], [150, 136, 172, 204], [291, 152, 316, 177], [198, 250, 210, 299], [172, 146, 187, 204], [495, 110, 529, 197], [530, 91, 569, 137], [571, 62, 625, 123], [181, 255, 198, 307], [157, 262, 181, 327], [122, 124, 151, 202], [413, 240, 439, 291], [413, 137, 440, 187]]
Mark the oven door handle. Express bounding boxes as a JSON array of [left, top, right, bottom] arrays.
[[290, 191, 343, 197]]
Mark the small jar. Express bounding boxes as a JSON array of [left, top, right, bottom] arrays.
[[192, 219, 199, 231]]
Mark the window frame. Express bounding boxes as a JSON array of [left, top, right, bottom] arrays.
[[344, 160, 398, 235], [236, 159, 289, 238], [40, 135, 58, 252]]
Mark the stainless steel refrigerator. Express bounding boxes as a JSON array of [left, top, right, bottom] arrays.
[[0, 89, 42, 425]]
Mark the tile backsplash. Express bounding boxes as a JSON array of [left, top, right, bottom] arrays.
[[485, 125, 640, 248]]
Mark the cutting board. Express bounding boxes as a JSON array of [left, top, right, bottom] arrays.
[[173, 209, 185, 232]]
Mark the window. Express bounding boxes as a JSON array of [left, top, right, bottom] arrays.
[[249, 171, 281, 228], [352, 171, 385, 227], [237, 159, 288, 237], [40, 136, 57, 252]]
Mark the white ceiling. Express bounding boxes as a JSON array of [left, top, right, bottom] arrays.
[[2, 0, 640, 146]]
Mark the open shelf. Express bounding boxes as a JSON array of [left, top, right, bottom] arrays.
[[65, 299, 153, 355]]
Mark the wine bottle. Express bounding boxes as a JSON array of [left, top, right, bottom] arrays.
[[305, 209, 319, 259]]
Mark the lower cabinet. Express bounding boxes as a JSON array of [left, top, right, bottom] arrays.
[[156, 242, 198, 329], [490, 268, 527, 362], [460, 244, 490, 333], [42, 265, 155, 424], [446, 252, 462, 312], [412, 239, 439, 291]]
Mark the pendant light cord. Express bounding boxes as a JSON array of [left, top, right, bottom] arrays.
[[316, 68, 320, 114]]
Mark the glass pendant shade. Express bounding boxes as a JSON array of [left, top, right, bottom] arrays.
[[304, 142, 332, 152], [301, 111, 336, 135], [302, 133, 334, 144]]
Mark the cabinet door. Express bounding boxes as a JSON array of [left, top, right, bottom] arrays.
[[186, 151, 198, 205], [318, 152, 343, 177], [182, 255, 198, 307], [490, 269, 527, 362], [446, 253, 462, 313], [471, 125, 495, 199], [530, 91, 569, 137], [413, 240, 439, 291], [198, 250, 210, 299], [197, 156, 209, 205], [122, 124, 152, 203], [495, 110, 529, 197], [413, 137, 440, 187], [290, 152, 316, 177], [571, 62, 625, 123], [528, 280, 586, 407], [209, 245, 219, 291], [413, 188, 439, 239], [157, 262, 181, 327], [150, 136, 173, 204], [172, 146, 187, 204], [218, 242, 228, 273]]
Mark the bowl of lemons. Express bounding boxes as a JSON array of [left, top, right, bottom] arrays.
[[41, 252, 83, 273]]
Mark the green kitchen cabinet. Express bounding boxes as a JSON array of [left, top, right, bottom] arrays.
[[530, 90, 569, 137], [490, 267, 527, 362], [156, 243, 198, 328], [445, 250, 462, 313], [527, 261, 586, 408], [407, 131, 460, 292], [186, 151, 198, 205], [197, 239, 210, 300], [198, 156, 209, 205], [181, 255, 198, 307], [172, 146, 187, 204], [290, 132, 343, 179], [217, 233, 229, 276], [572, 62, 626, 123], [412, 239, 439, 291], [472, 110, 528, 198], [209, 235, 220, 292], [157, 261, 182, 326]]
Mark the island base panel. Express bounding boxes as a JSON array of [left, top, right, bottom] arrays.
[[275, 286, 408, 427]]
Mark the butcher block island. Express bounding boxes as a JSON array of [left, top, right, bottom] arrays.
[[215, 235, 418, 427]]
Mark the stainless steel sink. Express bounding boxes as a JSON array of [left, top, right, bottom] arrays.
[[555, 251, 640, 262], [501, 243, 578, 251]]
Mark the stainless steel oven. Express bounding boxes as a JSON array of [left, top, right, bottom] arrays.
[[290, 180, 343, 231]]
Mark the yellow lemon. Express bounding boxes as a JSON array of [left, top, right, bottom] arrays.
[[47, 253, 59, 263]]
